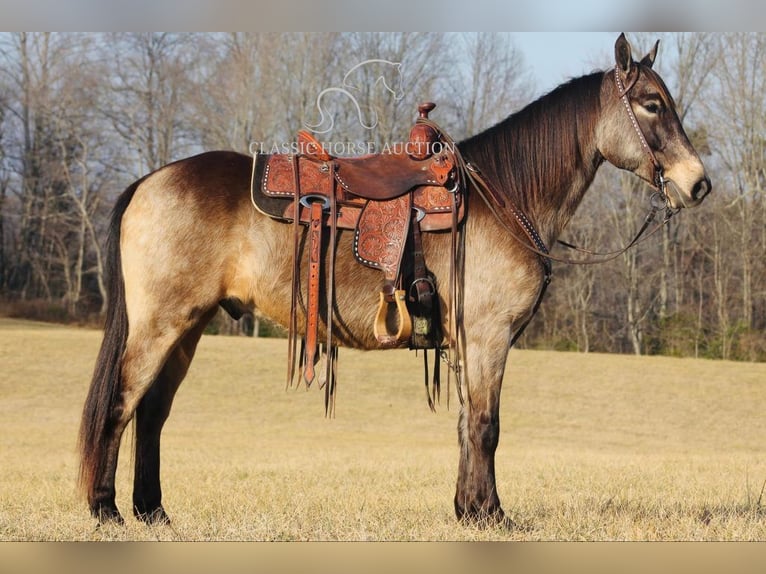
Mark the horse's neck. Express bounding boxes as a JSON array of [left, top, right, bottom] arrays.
[[537, 155, 603, 243], [462, 74, 605, 245]]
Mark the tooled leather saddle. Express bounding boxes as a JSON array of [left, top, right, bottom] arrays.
[[250, 103, 464, 413]]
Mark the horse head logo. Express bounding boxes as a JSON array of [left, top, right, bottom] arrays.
[[304, 59, 404, 134]]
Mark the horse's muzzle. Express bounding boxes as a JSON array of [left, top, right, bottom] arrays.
[[667, 174, 711, 209]]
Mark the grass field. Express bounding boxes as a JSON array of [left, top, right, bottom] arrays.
[[1, 317, 765, 541]]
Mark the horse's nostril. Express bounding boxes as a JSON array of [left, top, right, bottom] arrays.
[[693, 176, 712, 201]]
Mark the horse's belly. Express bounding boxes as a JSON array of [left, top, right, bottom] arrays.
[[232, 221, 386, 350]]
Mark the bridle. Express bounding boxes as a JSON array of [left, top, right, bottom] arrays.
[[447, 61, 686, 276], [535, 63, 682, 264], [614, 65, 677, 212], [615, 65, 664, 189], [447, 60, 683, 271]]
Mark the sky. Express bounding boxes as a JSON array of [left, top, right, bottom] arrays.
[[1, 1, 759, 35], [513, 32, 619, 96]]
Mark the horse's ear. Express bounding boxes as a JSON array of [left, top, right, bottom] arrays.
[[640, 39, 660, 69], [614, 33, 633, 75]]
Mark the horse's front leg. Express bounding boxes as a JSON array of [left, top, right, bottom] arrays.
[[453, 332, 510, 527]]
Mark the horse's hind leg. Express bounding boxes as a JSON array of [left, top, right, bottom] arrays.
[[89, 310, 211, 523], [132, 309, 217, 524]]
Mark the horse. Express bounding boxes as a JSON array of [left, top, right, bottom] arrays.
[[78, 34, 711, 526]]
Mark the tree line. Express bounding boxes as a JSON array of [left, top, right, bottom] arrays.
[[0, 32, 763, 361]]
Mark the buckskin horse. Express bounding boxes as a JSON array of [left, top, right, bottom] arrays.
[[79, 34, 711, 526]]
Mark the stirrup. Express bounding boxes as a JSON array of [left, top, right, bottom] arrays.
[[373, 289, 412, 347]]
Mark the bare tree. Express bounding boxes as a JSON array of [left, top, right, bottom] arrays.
[[702, 33, 765, 333], [0, 32, 67, 301], [631, 33, 717, 321], [449, 33, 534, 140], [334, 33, 449, 148], [102, 33, 198, 175], [0, 33, 114, 314], [187, 33, 267, 152]]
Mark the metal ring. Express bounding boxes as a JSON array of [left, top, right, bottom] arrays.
[[411, 276, 435, 290], [409, 276, 436, 298], [412, 207, 426, 222], [299, 194, 331, 210], [446, 179, 460, 193]]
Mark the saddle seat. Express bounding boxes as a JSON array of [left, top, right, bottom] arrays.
[[295, 129, 455, 201]]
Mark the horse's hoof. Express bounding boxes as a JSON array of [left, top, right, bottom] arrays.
[[92, 504, 124, 525], [456, 506, 510, 530], [134, 506, 171, 525]]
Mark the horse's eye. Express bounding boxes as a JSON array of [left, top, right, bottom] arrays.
[[643, 102, 661, 114]]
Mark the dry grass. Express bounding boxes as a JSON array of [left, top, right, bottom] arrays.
[[1, 317, 765, 541]]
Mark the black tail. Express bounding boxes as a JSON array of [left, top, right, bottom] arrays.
[[77, 180, 141, 501]]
